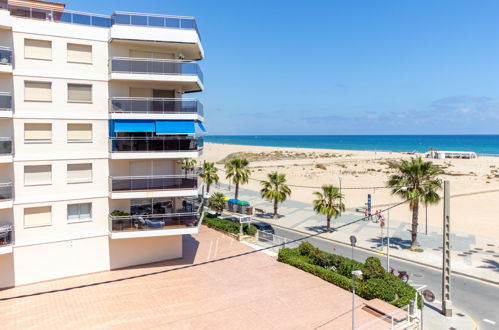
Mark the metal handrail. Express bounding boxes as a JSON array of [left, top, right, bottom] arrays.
[[113, 11, 195, 20], [109, 136, 201, 140], [109, 97, 203, 116], [0, 137, 12, 141], [0, 46, 12, 51], [110, 174, 198, 180], [110, 56, 196, 63]]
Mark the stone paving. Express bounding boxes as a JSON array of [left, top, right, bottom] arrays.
[[0, 227, 392, 330], [217, 183, 499, 283]]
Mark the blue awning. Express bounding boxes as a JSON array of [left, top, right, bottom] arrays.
[[197, 122, 207, 133], [156, 120, 194, 134], [113, 120, 155, 132]]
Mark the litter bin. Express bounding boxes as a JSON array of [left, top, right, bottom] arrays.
[[222, 196, 230, 210], [228, 199, 238, 212], [238, 200, 249, 214], [246, 206, 253, 216]]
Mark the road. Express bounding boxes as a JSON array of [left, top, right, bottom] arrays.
[[272, 226, 499, 330]]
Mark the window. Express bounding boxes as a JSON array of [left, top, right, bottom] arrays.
[[67, 203, 92, 221], [24, 39, 52, 60], [24, 123, 52, 142], [68, 84, 92, 103], [24, 206, 52, 227], [67, 43, 92, 64], [24, 165, 52, 186], [67, 123, 92, 142], [67, 163, 92, 183], [24, 81, 52, 102]]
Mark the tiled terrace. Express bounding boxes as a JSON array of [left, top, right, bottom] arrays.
[[0, 227, 387, 329]]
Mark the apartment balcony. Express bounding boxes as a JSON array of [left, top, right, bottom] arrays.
[[0, 138, 13, 163], [0, 93, 12, 117], [0, 223, 13, 254], [109, 58, 203, 92], [0, 182, 13, 209], [110, 12, 202, 59], [109, 205, 203, 239], [109, 174, 200, 199], [0, 46, 12, 73], [110, 97, 203, 120], [109, 136, 203, 159], [0, 4, 12, 29]]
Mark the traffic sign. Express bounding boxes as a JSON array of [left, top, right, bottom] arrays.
[[239, 216, 252, 224], [349, 235, 357, 246], [422, 289, 435, 302]]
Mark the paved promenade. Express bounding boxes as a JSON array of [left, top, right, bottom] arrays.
[[216, 183, 499, 283]]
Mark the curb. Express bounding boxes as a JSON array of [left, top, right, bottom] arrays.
[[267, 222, 499, 287]]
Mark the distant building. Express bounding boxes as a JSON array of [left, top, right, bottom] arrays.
[[425, 150, 477, 159], [0, 0, 205, 288]]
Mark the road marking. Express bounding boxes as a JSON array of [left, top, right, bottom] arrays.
[[483, 319, 496, 325]]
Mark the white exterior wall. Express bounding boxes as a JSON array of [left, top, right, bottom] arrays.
[[0, 7, 203, 288]]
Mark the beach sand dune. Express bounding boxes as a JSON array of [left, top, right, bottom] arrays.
[[201, 142, 499, 238]]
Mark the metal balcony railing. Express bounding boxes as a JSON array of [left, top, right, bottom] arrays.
[[110, 174, 199, 192], [0, 46, 12, 65], [110, 57, 204, 83], [6, 4, 199, 34], [0, 93, 12, 111], [110, 98, 203, 116], [110, 137, 203, 153], [0, 138, 12, 155], [0, 224, 13, 247], [0, 183, 13, 201]]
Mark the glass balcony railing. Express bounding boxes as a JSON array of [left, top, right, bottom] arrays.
[[111, 12, 198, 33], [0, 223, 13, 247], [0, 93, 12, 111], [110, 174, 199, 192], [110, 98, 203, 116], [6, 5, 200, 34], [0, 183, 13, 201], [110, 212, 201, 233], [0, 47, 12, 65], [110, 58, 204, 83], [0, 138, 12, 155], [110, 137, 203, 153]]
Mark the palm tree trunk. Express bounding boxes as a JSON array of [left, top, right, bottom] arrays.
[[235, 183, 239, 200], [207, 183, 210, 193], [273, 198, 278, 219], [326, 216, 331, 232], [411, 201, 419, 248]]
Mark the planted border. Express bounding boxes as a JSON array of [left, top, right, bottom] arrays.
[[203, 213, 257, 236]]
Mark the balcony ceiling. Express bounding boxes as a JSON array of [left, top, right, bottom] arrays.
[[110, 39, 203, 61]]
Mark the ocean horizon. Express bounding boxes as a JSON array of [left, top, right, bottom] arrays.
[[205, 135, 499, 155]]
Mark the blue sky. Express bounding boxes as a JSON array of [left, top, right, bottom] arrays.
[[74, 0, 499, 135]]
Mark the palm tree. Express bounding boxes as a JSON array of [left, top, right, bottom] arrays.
[[388, 156, 442, 249], [260, 172, 292, 219], [225, 158, 250, 200], [313, 185, 345, 232], [208, 192, 225, 216], [181, 158, 197, 175], [200, 162, 219, 193]]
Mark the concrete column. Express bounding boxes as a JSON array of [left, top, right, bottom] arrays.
[[442, 180, 453, 316]]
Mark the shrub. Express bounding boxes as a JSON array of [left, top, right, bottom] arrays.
[[315, 163, 327, 170], [358, 278, 396, 301], [361, 257, 386, 280], [203, 215, 240, 235], [298, 242, 315, 256], [244, 224, 257, 236], [337, 258, 364, 278], [111, 210, 129, 217]]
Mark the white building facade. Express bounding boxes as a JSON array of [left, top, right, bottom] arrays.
[[0, 0, 205, 288]]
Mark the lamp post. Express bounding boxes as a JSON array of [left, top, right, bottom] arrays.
[[387, 186, 407, 270], [339, 175, 343, 216], [351, 270, 363, 330]]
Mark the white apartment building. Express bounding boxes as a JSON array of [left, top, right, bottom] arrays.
[[0, 0, 205, 288]]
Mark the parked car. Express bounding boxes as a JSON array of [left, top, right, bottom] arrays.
[[251, 222, 275, 234]]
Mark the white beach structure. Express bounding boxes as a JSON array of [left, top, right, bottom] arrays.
[[425, 150, 477, 159], [0, 0, 205, 288]]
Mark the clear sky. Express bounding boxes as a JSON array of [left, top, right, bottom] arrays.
[[74, 0, 499, 135]]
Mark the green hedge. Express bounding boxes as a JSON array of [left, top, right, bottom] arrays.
[[278, 243, 421, 309], [203, 213, 257, 236]]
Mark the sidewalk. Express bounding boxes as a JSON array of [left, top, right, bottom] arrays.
[[215, 183, 499, 284]]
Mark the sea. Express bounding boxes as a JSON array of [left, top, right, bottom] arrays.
[[205, 135, 499, 156]]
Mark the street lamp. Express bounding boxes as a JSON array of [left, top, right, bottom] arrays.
[[339, 176, 343, 216], [387, 186, 407, 270], [351, 270, 363, 330]]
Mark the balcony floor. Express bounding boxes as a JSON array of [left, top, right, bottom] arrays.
[[0, 199, 13, 209]]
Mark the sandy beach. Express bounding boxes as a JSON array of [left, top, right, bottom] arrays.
[[200, 142, 499, 238]]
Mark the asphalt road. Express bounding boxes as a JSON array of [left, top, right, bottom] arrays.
[[272, 226, 499, 330]]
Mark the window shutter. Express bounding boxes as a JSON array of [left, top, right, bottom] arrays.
[[67, 163, 92, 183], [67, 123, 92, 141], [25, 81, 52, 102], [24, 165, 52, 185], [24, 123, 52, 141], [68, 84, 92, 102], [67, 43, 92, 63], [24, 206, 52, 227], [24, 39, 52, 60]]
